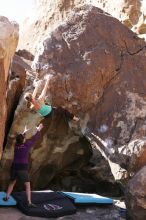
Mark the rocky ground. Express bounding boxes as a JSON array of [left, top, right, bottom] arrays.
[[0, 202, 122, 220]]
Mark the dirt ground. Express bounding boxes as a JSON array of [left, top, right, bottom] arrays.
[[0, 204, 120, 220]]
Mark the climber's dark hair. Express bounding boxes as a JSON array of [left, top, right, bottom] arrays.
[[15, 133, 25, 146]]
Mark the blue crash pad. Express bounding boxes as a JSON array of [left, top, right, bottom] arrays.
[[0, 192, 17, 206], [62, 192, 113, 204]]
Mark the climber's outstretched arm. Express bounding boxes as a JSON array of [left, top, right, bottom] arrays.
[[38, 76, 50, 101], [32, 83, 39, 99]]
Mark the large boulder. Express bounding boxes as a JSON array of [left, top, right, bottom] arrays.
[[126, 166, 146, 220], [89, 0, 146, 35], [2, 5, 146, 193], [18, 0, 146, 54], [31, 5, 146, 181], [1, 6, 120, 190], [0, 16, 18, 159], [5, 54, 31, 139], [95, 0, 146, 37]]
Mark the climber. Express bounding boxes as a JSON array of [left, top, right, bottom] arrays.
[[3, 123, 43, 208], [24, 75, 52, 117], [24, 75, 79, 122]]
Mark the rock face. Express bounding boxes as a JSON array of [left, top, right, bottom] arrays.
[[126, 166, 146, 220], [0, 17, 18, 159], [18, 0, 146, 54], [5, 54, 30, 139], [3, 2, 146, 218], [16, 49, 34, 61], [88, 0, 146, 35], [18, 0, 78, 54], [2, 5, 146, 194], [32, 5, 146, 182]]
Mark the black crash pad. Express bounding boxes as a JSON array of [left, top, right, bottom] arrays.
[[13, 191, 76, 218]]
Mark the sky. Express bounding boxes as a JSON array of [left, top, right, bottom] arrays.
[[0, 0, 34, 24]]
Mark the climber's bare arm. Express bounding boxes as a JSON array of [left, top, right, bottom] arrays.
[[32, 83, 39, 99], [38, 76, 50, 101]]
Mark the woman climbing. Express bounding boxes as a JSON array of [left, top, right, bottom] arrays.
[[3, 123, 43, 208], [25, 75, 52, 117], [25, 75, 79, 122]]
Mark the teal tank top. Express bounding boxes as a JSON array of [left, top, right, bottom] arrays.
[[37, 104, 52, 117]]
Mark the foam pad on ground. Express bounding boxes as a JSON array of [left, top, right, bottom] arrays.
[[13, 191, 76, 218], [0, 192, 17, 206], [62, 192, 113, 204]]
